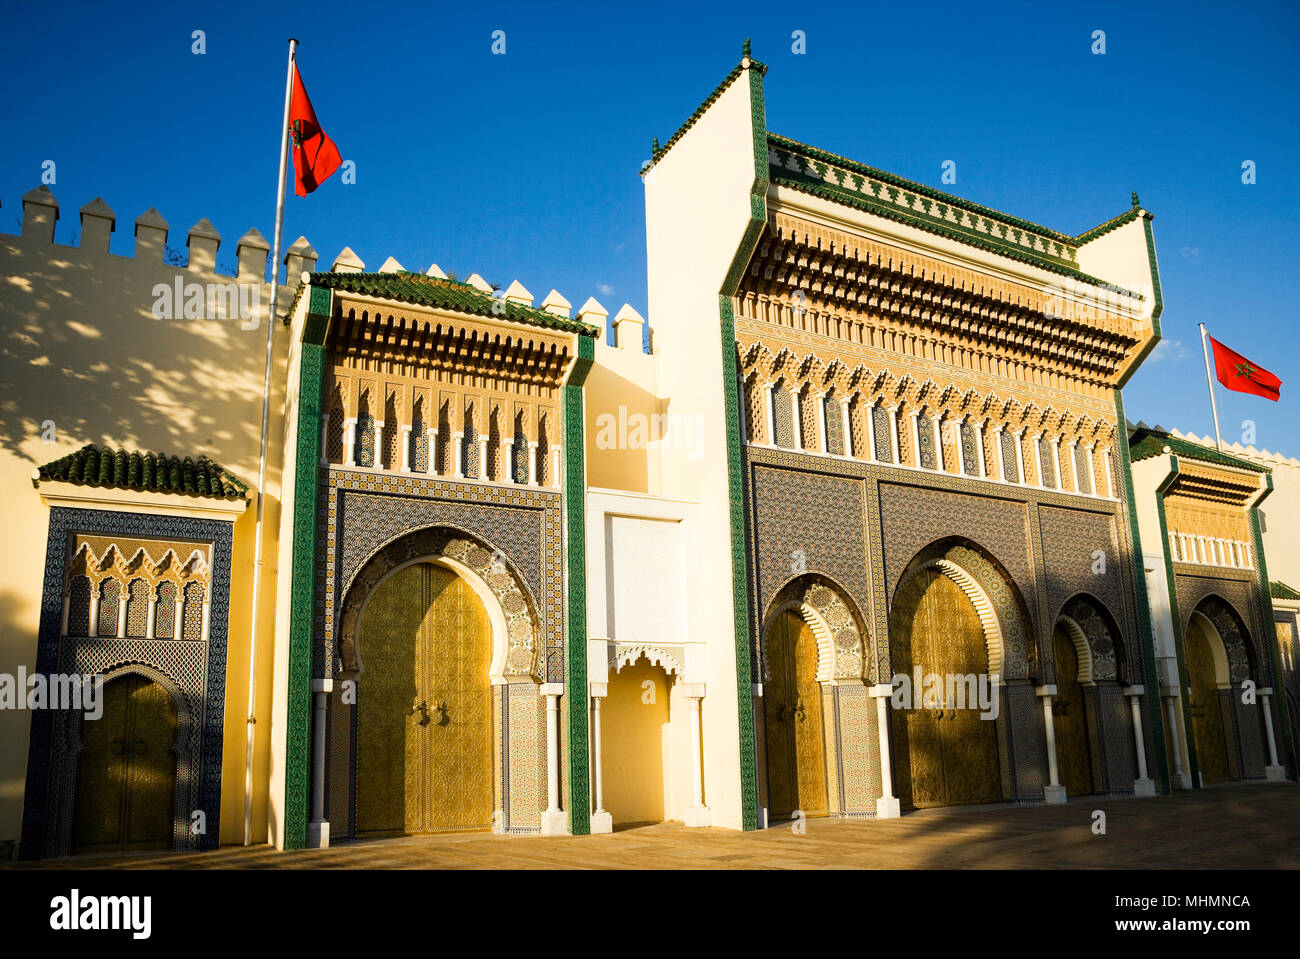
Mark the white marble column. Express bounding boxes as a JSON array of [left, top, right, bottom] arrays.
[[88, 585, 100, 638], [842, 398, 854, 458], [1067, 440, 1081, 492], [870, 683, 901, 817], [527, 441, 540, 487], [908, 410, 922, 468], [1126, 685, 1156, 796], [792, 392, 804, 450], [1052, 436, 1064, 490], [684, 684, 711, 827], [399, 425, 412, 472], [343, 417, 357, 467], [763, 384, 775, 445], [975, 420, 988, 478], [503, 438, 515, 482], [1037, 684, 1066, 803], [307, 678, 333, 847], [540, 683, 568, 835], [590, 683, 612, 833], [373, 419, 385, 470], [817, 393, 828, 454], [887, 405, 900, 464], [1165, 694, 1192, 789], [993, 425, 1006, 481], [1260, 688, 1287, 780], [452, 431, 465, 479], [146, 592, 157, 638], [1102, 447, 1114, 498], [116, 592, 128, 638], [1014, 430, 1027, 485], [1085, 443, 1097, 495], [550, 445, 561, 487], [428, 427, 439, 475]]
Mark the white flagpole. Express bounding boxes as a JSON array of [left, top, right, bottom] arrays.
[[245, 36, 298, 847], [1199, 322, 1224, 452]]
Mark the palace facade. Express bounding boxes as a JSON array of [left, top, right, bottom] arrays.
[[0, 45, 1293, 858]]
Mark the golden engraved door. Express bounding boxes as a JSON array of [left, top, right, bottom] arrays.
[[1052, 625, 1094, 796], [73, 675, 176, 854], [890, 568, 1001, 807], [763, 611, 827, 820], [356, 562, 493, 836], [1186, 622, 1229, 784]]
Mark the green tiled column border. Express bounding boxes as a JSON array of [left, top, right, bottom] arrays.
[[716, 60, 769, 831], [1114, 391, 1170, 793], [1152, 455, 1198, 786], [565, 333, 596, 834], [284, 286, 332, 849], [1251, 483, 1297, 777]]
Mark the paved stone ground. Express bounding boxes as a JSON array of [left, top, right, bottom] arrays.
[[7, 782, 1298, 869]]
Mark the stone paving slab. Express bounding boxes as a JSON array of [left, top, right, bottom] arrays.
[[6, 783, 1297, 870]]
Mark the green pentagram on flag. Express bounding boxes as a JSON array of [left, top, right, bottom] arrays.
[[1234, 361, 1257, 381], [291, 119, 305, 147]]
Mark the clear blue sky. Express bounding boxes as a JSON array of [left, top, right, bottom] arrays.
[[2, 1, 1296, 452]]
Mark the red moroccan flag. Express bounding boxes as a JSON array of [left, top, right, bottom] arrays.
[[1209, 335, 1282, 401], [289, 65, 342, 196]]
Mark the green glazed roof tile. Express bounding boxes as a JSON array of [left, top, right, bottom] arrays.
[[36, 444, 250, 500], [305, 271, 599, 337]]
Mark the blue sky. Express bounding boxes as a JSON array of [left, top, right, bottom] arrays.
[[2, 0, 1296, 451]]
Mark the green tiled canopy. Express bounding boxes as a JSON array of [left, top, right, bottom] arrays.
[[36, 444, 249, 500]]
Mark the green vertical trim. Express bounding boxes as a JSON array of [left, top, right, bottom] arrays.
[[1152, 455, 1199, 788], [284, 286, 332, 849], [716, 62, 769, 831], [1250, 481, 1297, 777], [564, 333, 596, 835], [1113, 391, 1170, 793]]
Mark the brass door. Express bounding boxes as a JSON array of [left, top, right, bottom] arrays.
[[356, 563, 493, 836], [73, 675, 176, 854], [890, 569, 1001, 807], [1052, 625, 1094, 796], [763, 611, 828, 820], [1186, 623, 1230, 784]]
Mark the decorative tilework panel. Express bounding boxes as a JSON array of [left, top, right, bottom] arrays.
[[1001, 431, 1020, 483], [960, 421, 979, 477], [68, 577, 90, 636], [750, 464, 870, 662], [1038, 504, 1128, 642], [97, 578, 120, 636], [125, 578, 149, 637], [1038, 437, 1056, 489], [824, 396, 844, 455], [772, 386, 795, 449], [916, 413, 937, 470], [356, 410, 375, 468], [872, 406, 893, 463], [1074, 445, 1093, 495]]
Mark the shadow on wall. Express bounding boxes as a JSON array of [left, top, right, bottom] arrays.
[[0, 201, 291, 478], [0, 587, 41, 855]]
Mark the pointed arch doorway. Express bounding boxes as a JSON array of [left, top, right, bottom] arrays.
[[763, 609, 829, 821], [73, 674, 177, 854], [890, 567, 1001, 808], [355, 561, 494, 836]]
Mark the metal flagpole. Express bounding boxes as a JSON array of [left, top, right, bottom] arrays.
[[1199, 322, 1224, 452], [245, 37, 298, 846]]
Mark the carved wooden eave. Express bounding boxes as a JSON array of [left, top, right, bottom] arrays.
[[1165, 461, 1264, 508], [745, 202, 1155, 388], [329, 292, 578, 392]]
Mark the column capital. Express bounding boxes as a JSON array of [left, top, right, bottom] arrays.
[[868, 683, 895, 698], [540, 682, 564, 697], [1035, 684, 1057, 698], [1123, 684, 1146, 697], [589, 682, 608, 698], [682, 683, 706, 699]]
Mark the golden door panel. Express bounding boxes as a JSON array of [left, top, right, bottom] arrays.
[[421, 567, 493, 831], [1052, 626, 1094, 796], [356, 563, 492, 836], [73, 675, 176, 854], [1186, 624, 1229, 784], [356, 564, 425, 837], [763, 611, 828, 819], [891, 568, 1001, 808], [602, 659, 671, 825]]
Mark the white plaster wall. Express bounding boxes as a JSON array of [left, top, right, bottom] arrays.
[[642, 66, 763, 828]]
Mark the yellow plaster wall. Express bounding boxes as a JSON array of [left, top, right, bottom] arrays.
[[0, 202, 291, 848]]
